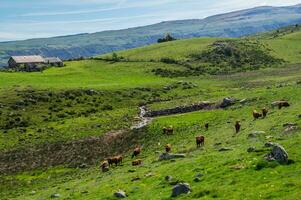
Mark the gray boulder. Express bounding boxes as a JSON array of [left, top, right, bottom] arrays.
[[264, 142, 276, 148], [265, 144, 289, 164], [220, 97, 236, 108], [165, 175, 173, 182], [159, 153, 186, 161], [171, 183, 191, 197], [218, 147, 232, 152], [114, 190, 127, 198]]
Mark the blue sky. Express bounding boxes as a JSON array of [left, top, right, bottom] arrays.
[[0, 0, 300, 41]]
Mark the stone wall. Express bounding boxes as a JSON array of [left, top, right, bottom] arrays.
[[144, 101, 214, 117]]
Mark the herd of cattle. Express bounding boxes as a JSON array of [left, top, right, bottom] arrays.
[[100, 100, 290, 172]]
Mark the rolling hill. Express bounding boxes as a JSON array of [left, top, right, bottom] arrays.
[[0, 4, 301, 67]]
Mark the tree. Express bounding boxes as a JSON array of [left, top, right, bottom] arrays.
[[112, 52, 119, 61], [157, 33, 176, 43]]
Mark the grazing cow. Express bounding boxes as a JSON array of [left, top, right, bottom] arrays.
[[165, 144, 172, 153], [163, 126, 174, 135], [205, 123, 209, 131], [235, 121, 241, 134], [115, 155, 123, 166], [132, 146, 141, 158], [107, 157, 114, 167], [278, 101, 290, 109], [107, 155, 123, 167], [101, 160, 109, 172], [262, 108, 268, 118], [132, 159, 143, 166], [253, 110, 262, 120], [196, 135, 205, 147]]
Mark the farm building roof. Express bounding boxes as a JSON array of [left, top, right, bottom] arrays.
[[11, 55, 45, 64], [44, 57, 63, 63]]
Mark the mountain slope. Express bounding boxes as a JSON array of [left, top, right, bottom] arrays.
[[1, 4, 301, 66]]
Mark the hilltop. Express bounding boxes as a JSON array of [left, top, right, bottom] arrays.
[[0, 26, 300, 200], [0, 4, 301, 66]]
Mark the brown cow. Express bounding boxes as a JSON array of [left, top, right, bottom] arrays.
[[253, 110, 262, 120], [262, 108, 268, 118], [165, 144, 171, 153], [196, 135, 205, 148], [132, 159, 143, 166], [205, 123, 209, 131], [235, 121, 241, 134], [107, 157, 114, 167], [278, 101, 290, 109], [163, 126, 174, 135], [132, 146, 141, 158], [101, 160, 109, 172], [107, 155, 123, 167]]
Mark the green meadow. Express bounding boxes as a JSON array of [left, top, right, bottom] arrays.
[[0, 27, 301, 200]]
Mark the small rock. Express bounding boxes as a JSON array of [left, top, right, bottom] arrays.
[[230, 165, 244, 170], [114, 190, 127, 198], [30, 191, 36, 195], [85, 89, 98, 95], [239, 99, 248, 105], [194, 177, 201, 182], [79, 163, 87, 169], [283, 122, 297, 127], [265, 143, 289, 164], [145, 173, 153, 177], [195, 173, 203, 178], [220, 97, 236, 108], [171, 183, 191, 197], [218, 147, 232, 152], [247, 147, 256, 153], [50, 193, 60, 198], [265, 135, 274, 140], [159, 153, 186, 161], [165, 175, 173, 182], [131, 177, 140, 182], [283, 126, 299, 134], [248, 131, 266, 138]]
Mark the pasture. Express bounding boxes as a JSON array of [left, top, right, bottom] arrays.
[[0, 28, 301, 199]]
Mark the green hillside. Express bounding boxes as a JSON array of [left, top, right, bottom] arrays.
[[0, 28, 301, 200]]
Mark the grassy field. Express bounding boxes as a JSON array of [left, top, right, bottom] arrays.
[[0, 28, 301, 199]]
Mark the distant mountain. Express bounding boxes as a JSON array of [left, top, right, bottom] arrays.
[[1, 4, 301, 66]]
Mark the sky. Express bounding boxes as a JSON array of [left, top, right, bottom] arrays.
[[0, 0, 300, 42]]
